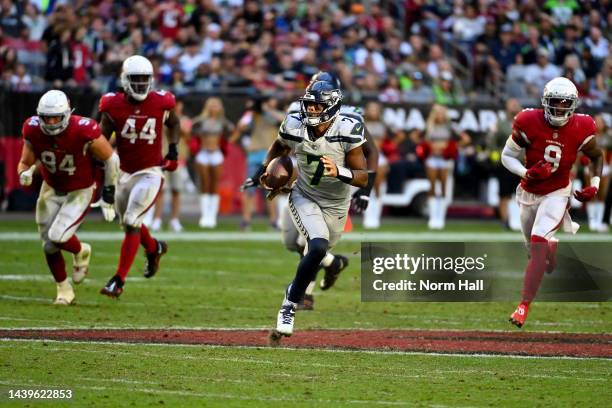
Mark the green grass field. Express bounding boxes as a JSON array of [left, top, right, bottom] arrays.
[[1, 218, 611, 407]]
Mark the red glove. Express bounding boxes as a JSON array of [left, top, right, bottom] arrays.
[[161, 143, 178, 172], [526, 160, 553, 180], [573, 186, 598, 202], [161, 159, 178, 172]]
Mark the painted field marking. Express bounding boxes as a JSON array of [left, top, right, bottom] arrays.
[[1, 337, 611, 361], [1, 231, 612, 242]]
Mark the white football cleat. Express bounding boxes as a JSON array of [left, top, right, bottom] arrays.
[[72, 242, 91, 284], [276, 303, 296, 336], [54, 279, 75, 305]]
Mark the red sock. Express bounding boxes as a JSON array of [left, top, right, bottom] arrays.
[[116, 232, 141, 282], [521, 235, 548, 303], [140, 225, 157, 254], [56, 235, 82, 254], [45, 251, 67, 282]]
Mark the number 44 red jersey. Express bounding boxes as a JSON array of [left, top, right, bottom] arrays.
[[22, 115, 101, 192], [98, 90, 176, 173], [511, 109, 596, 195]]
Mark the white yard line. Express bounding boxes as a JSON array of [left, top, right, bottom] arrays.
[[1, 231, 612, 242]]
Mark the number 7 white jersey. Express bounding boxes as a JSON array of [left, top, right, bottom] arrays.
[[277, 112, 365, 210]]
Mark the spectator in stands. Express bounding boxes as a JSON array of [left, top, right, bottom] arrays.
[[44, 29, 73, 86], [524, 47, 560, 98], [585, 27, 609, 62], [379, 74, 402, 103], [10, 63, 32, 91], [192, 97, 236, 229], [492, 23, 520, 73], [562, 53, 588, 96], [433, 71, 464, 106], [554, 23, 581, 68], [22, 3, 46, 41], [0, 0, 23, 38], [402, 71, 434, 103]]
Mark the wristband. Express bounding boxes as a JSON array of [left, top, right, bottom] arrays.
[[591, 176, 600, 189], [167, 143, 178, 160], [366, 171, 376, 190], [336, 165, 353, 184]]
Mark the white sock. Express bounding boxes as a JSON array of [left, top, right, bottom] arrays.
[[200, 194, 209, 223], [209, 194, 219, 226], [320, 252, 334, 267], [595, 202, 605, 228], [587, 202, 598, 230], [305, 280, 316, 295], [428, 197, 436, 228], [437, 197, 447, 228], [363, 194, 381, 229]]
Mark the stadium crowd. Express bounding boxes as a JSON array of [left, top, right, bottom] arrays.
[[0, 0, 611, 230], [0, 0, 609, 104]]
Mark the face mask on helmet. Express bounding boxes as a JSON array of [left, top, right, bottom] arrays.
[[541, 77, 579, 127], [123, 73, 153, 101], [300, 81, 342, 127], [36, 90, 71, 136]]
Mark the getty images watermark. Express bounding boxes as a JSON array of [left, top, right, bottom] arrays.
[[361, 242, 612, 302]]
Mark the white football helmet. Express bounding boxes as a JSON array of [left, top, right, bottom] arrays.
[[36, 90, 72, 135], [541, 77, 578, 127], [120, 55, 154, 101]]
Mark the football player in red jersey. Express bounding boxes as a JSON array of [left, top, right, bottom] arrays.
[[17, 90, 118, 305], [97, 55, 180, 298], [501, 77, 603, 327]]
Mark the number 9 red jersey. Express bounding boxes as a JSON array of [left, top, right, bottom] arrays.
[[98, 90, 176, 174], [511, 109, 597, 195], [22, 115, 100, 192]]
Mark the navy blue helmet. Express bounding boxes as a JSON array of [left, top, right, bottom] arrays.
[[308, 71, 342, 91], [300, 80, 343, 126]]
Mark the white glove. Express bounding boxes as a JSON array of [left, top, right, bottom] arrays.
[[91, 199, 116, 222], [19, 165, 36, 186]]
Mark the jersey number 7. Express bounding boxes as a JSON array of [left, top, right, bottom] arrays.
[[306, 154, 324, 185]]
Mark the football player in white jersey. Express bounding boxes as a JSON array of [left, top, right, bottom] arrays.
[[254, 81, 368, 342]]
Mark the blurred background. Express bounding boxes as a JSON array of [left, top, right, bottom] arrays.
[[0, 0, 610, 231]]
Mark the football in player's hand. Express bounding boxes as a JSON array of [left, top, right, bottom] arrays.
[[262, 156, 293, 190]]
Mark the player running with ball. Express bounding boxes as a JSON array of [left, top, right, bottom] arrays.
[[258, 81, 368, 342], [501, 77, 603, 327]]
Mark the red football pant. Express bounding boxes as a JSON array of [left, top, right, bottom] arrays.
[[521, 235, 549, 303], [45, 251, 67, 283]]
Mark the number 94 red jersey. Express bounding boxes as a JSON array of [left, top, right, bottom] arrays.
[[511, 109, 596, 195], [22, 115, 100, 192], [98, 90, 176, 174]]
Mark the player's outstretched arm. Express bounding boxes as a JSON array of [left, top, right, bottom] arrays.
[[17, 141, 36, 186], [574, 138, 604, 202], [321, 146, 368, 188]]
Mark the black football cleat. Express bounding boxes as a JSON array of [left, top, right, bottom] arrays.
[[297, 294, 314, 311], [144, 240, 168, 278], [100, 275, 124, 299], [320, 255, 349, 291]]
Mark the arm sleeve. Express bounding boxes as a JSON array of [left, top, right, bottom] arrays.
[[104, 152, 119, 186], [501, 136, 527, 178]]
